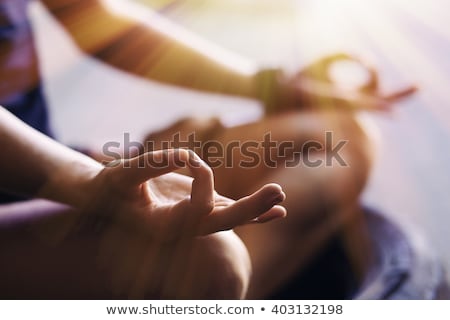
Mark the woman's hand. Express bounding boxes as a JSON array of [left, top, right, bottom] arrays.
[[81, 149, 286, 242], [295, 53, 417, 111], [261, 53, 417, 113]]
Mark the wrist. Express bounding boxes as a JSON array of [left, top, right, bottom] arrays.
[[253, 68, 291, 114], [37, 156, 104, 209]]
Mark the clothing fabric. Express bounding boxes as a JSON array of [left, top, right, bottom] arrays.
[[0, 0, 52, 136], [0, 0, 53, 203]]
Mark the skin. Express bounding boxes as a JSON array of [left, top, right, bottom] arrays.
[[0, 0, 416, 298], [142, 110, 376, 298], [35, 0, 415, 112], [0, 107, 286, 298]]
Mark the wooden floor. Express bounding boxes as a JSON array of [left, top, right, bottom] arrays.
[[30, 0, 450, 278]]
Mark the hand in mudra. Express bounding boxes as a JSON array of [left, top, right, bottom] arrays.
[[80, 149, 285, 298], [83, 148, 286, 242], [271, 53, 417, 112]]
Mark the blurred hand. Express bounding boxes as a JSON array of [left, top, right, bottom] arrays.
[[279, 53, 417, 112]]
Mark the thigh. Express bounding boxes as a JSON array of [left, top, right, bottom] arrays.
[[208, 111, 374, 298], [0, 200, 250, 299], [137, 111, 373, 298], [211, 110, 373, 203], [142, 111, 373, 200], [0, 200, 110, 298]]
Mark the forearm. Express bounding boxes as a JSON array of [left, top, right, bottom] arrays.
[[0, 107, 102, 207], [41, 0, 261, 100]]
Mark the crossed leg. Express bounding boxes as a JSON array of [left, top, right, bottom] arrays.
[[147, 110, 375, 298], [0, 110, 374, 299], [0, 199, 251, 299], [217, 111, 374, 298]]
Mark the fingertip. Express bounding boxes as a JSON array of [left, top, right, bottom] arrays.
[[260, 184, 286, 206], [383, 86, 419, 103], [187, 149, 201, 167], [278, 205, 288, 217], [408, 84, 419, 92], [270, 205, 287, 218], [255, 205, 287, 223], [260, 183, 284, 197]]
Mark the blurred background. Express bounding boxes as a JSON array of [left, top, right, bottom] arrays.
[[29, 0, 450, 278]]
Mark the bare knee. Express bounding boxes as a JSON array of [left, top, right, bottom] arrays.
[[161, 231, 251, 299], [333, 113, 377, 193], [302, 112, 376, 193]]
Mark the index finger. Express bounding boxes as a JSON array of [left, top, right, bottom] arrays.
[[382, 85, 418, 102], [186, 150, 215, 216]]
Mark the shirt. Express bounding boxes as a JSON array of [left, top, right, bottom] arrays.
[[0, 0, 53, 203], [0, 0, 53, 136]]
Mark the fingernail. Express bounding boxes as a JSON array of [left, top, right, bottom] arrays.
[[188, 150, 201, 167], [268, 193, 285, 207]]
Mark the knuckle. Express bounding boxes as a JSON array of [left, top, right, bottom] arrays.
[[194, 199, 214, 215], [200, 163, 214, 177]]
